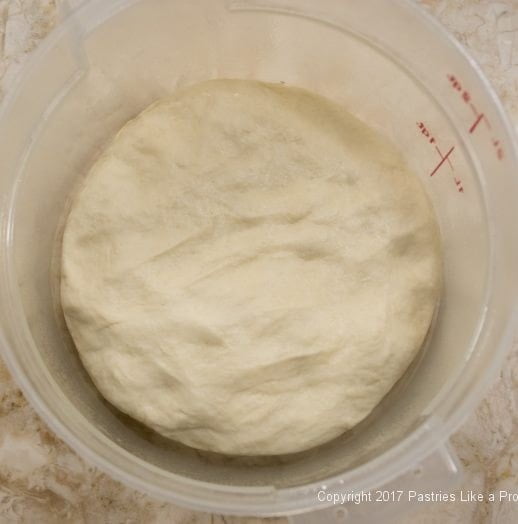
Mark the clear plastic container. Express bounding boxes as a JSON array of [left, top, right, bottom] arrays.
[[0, 0, 517, 521]]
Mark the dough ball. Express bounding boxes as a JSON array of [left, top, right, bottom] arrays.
[[61, 79, 441, 455]]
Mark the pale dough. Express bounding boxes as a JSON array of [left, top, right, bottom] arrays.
[[61, 79, 441, 456]]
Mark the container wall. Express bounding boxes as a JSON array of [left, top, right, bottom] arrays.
[[1, 0, 515, 513]]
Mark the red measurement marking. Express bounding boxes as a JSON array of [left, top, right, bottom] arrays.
[[417, 119, 463, 192], [468, 108, 491, 136], [435, 146, 454, 170], [448, 73, 503, 160], [469, 113, 484, 134], [492, 138, 504, 160], [447, 74, 463, 92], [430, 146, 455, 177], [417, 121, 436, 144]]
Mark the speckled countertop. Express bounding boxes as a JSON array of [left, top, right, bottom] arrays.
[[1, 1, 518, 523]]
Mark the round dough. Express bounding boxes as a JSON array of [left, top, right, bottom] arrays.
[[61, 79, 441, 456]]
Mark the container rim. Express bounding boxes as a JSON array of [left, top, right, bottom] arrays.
[[0, 0, 517, 516]]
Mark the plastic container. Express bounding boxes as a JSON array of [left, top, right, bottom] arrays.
[[0, 0, 517, 522]]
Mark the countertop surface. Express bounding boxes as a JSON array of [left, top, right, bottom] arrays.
[[1, 0, 518, 522]]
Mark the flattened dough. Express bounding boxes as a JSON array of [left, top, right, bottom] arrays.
[[61, 79, 441, 455]]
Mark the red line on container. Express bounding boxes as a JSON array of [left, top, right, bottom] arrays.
[[430, 146, 455, 177], [435, 146, 454, 170], [469, 113, 485, 133]]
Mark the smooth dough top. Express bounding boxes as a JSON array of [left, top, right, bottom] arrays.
[[61, 79, 441, 456]]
